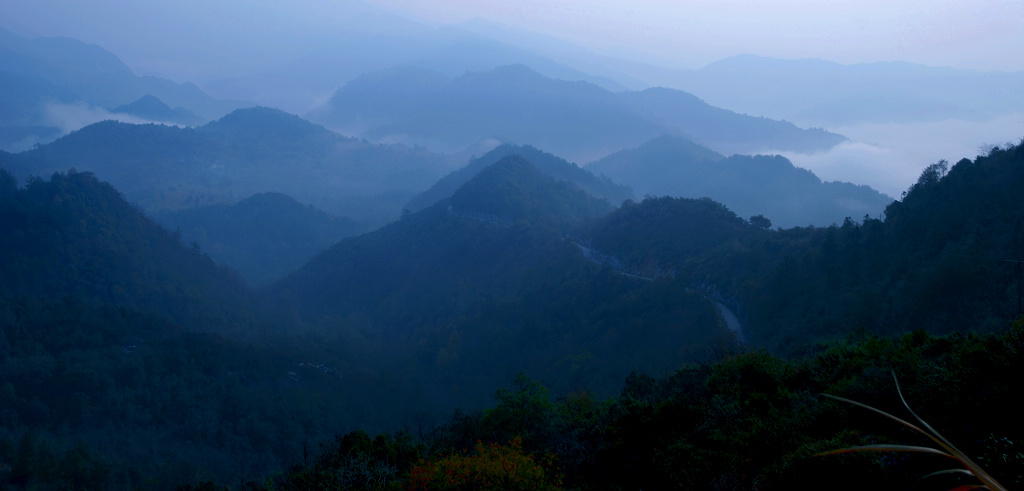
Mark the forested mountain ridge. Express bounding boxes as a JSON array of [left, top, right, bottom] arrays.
[[271, 155, 615, 328], [587, 134, 892, 228], [0, 168, 258, 335], [310, 64, 847, 161], [586, 139, 1024, 352], [0, 167, 427, 488], [3, 139, 1024, 489], [270, 155, 726, 405], [0, 107, 453, 225], [405, 143, 633, 212]]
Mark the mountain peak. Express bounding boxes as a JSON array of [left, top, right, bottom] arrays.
[[202, 107, 330, 140], [449, 155, 612, 225]]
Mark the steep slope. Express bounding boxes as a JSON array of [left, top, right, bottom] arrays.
[[0, 107, 453, 225], [272, 155, 612, 326], [406, 143, 633, 212], [271, 155, 723, 403], [0, 168, 258, 335], [588, 134, 892, 228], [155, 193, 366, 286], [310, 64, 847, 161]]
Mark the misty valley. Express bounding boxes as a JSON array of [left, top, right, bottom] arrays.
[[2, 15, 1024, 491]]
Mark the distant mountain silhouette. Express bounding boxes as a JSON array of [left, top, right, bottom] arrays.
[[0, 27, 245, 150], [617, 88, 846, 154], [587, 134, 892, 228], [111, 95, 203, 126], [406, 144, 632, 212], [206, 19, 629, 113], [155, 192, 366, 286], [662, 54, 1024, 126], [309, 64, 847, 161], [0, 107, 453, 226]]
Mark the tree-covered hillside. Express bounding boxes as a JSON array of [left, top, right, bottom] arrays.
[[2, 138, 1023, 490], [271, 156, 726, 406], [0, 168, 257, 335], [261, 323, 1024, 491], [587, 140, 1024, 353], [0, 169, 394, 488]]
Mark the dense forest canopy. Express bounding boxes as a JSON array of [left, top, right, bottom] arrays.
[[2, 136, 1023, 489]]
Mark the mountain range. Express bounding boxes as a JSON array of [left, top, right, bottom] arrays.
[[0, 26, 246, 151], [0, 107, 454, 225], [587, 134, 893, 228], [310, 64, 846, 161], [649, 54, 1024, 126], [2, 138, 1023, 487]]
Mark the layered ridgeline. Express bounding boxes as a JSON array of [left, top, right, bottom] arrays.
[[0, 107, 453, 225], [0, 168, 257, 334], [271, 156, 727, 405], [587, 134, 892, 228], [0, 27, 243, 150], [405, 143, 633, 212], [658, 54, 1024, 126], [309, 64, 846, 161], [0, 168, 427, 488], [3, 139, 1024, 489], [155, 192, 367, 286], [586, 140, 1024, 352]]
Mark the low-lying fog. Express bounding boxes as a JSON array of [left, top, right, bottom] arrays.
[[782, 113, 1024, 199]]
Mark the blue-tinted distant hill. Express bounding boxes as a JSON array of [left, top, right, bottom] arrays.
[[155, 192, 366, 286], [406, 143, 633, 212], [659, 54, 1024, 126], [1, 107, 453, 225], [0, 27, 245, 150], [309, 64, 847, 161], [110, 95, 204, 126], [587, 134, 892, 228]]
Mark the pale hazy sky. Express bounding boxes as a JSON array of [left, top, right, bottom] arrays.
[[362, 0, 1024, 71], [2, 0, 1023, 75]]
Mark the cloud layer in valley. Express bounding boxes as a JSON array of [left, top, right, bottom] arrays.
[[780, 113, 1024, 200]]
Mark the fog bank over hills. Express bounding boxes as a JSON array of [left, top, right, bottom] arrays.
[[782, 113, 1024, 198], [4, 0, 1021, 206]]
